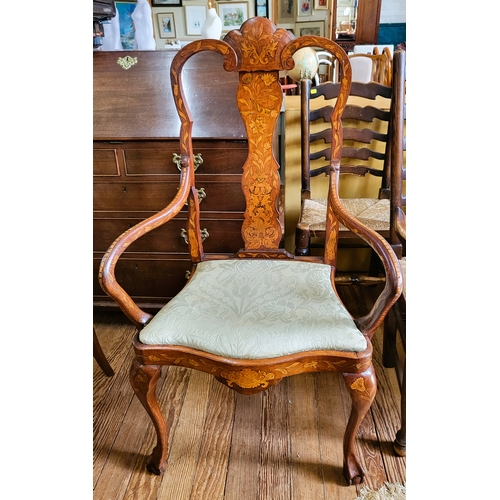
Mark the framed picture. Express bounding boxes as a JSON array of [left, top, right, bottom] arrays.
[[157, 12, 176, 38], [296, 20, 324, 37], [152, 0, 182, 6], [185, 5, 207, 36], [297, 0, 312, 17], [255, 0, 268, 18], [217, 2, 249, 32], [115, 1, 137, 50], [277, 0, 295, 24], [314, 0, 328, 9]]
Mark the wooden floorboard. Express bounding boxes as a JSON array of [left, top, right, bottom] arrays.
[[94, 285, 406, 500], [224, 392, 262, 500]]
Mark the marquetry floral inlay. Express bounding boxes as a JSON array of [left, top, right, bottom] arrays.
[[221, 368, 275, 389], [350, 377, 366, 392], [238, 72, 282, 249]]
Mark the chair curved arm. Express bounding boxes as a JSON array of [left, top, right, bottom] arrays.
[[328, 163, 403, 339], [395, 207, 406, 242], [99, 167, 192, 329]]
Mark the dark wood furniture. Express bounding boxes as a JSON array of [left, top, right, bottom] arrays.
[[332, 0, 383, 52], [295, 50, 406, 276], [99, 18, 402, 485], [93, 50, 248, 310], [384, 143, 406, 456], [93, 327, 114, 376], [382, 49, 406, 456]]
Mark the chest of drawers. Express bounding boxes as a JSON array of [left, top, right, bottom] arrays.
[[94, 50, 248, 310]]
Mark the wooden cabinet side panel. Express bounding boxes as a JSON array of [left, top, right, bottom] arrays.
[[356, 0, 382, 45]]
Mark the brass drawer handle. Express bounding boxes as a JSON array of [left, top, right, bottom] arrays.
[[172, 152, 203, 172], [180, 228, 209, 244], [183, 187, 206, 206]]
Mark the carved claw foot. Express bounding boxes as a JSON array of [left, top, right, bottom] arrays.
[[145, 443, 167, 474], [343, 454, 365, 485], [146, 459, 166, 475]]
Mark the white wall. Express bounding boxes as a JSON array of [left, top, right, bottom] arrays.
[[152, 0, 258, 49], [126, 0, 405, 50], [380, 0, 406, 24]]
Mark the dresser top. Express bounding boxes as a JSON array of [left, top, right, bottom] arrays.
[[93, 50, 247, 140]]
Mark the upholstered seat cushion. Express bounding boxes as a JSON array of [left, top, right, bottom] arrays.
[[139, 259, 367, 359], [300, 198, 390, 232]]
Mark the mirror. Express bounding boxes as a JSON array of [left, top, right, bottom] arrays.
[[335, 0, 358, 40]]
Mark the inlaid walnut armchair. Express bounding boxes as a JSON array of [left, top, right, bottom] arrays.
[[99, 17, 402, 486]]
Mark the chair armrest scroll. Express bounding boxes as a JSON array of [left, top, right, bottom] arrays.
[[328, 165, 403, 338], [395, 207, 406, 242], [99, 168, 192, 329]]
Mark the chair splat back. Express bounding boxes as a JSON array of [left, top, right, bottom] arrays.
[[171, 18, 352, 259]]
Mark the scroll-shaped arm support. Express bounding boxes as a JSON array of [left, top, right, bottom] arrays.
[[327, 161, 403, 339], [395, 208, 406, 242], [99, 168, 192, 329], [99, 40, 237, 329]]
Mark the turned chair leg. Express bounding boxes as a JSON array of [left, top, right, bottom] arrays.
[[93, 327, 114, 377], [393, 359, 406, 456], [130, 359, 168, 474], [295, 224, 310, 256], [382, 309, 397, 368], [342, 364, 377, 485]]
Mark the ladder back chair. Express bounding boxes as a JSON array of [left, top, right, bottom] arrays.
[[383, 143, 406, 456], [382, 47, 406, 455], [295, 49, 406, 278], [99, 17, 402, 485]]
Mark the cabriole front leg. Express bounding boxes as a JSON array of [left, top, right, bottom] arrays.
[[130, 359, 167, 474], [342, 364, 377, 485]]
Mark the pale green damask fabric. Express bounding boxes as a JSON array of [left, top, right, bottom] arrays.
[[139, 259, 367, 359]]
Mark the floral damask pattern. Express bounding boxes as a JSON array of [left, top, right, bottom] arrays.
[[139, 259, 367, 359]]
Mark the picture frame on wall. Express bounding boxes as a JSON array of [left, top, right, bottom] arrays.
[[157, 12, 176, 38], [185, 5, 207, 36], [314, 0, 328, 9], [152, 0, 182, 6], [277, 0, 295, 24], [296, 20, 324, 37], [217, 2, 249, 32], [115, 1, 137, 50], [255, 0, 268, 18], [297, 0, 312, 17]]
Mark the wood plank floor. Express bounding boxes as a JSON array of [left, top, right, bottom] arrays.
[[93, 286, 405, 500]]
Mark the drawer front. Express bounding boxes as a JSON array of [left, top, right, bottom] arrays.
[[93, 148, 120, 176], [93, 181, 245, 212], [94, 217, 244, 253], [94, 140, 248, 176], [94, 256, 191, 304]]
